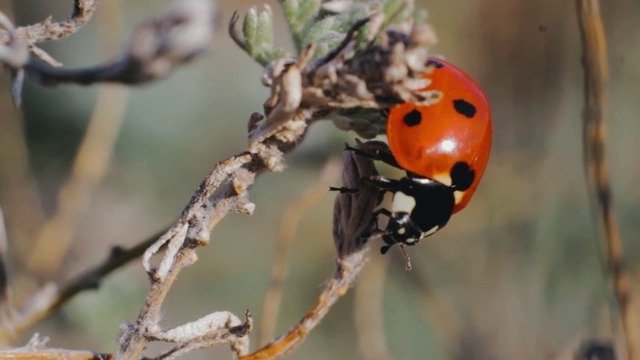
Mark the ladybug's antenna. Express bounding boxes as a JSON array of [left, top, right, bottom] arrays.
[[399, 245, 412, 271]]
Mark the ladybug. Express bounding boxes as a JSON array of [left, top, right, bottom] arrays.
[[340, 58, 492, 254]]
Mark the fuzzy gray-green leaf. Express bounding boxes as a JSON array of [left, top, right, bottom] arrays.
[[304, 16, 339, 47], [255, 5, 276, 64], [243, 7, 259, 56]]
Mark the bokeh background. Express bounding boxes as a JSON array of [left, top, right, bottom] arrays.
[[0, 0, 639, 359]]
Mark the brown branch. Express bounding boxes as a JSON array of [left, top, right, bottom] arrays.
[[0, 0, 218, 106], [0, 226, 169, 342], [0, 333, 113, 359], [0, 349, 113, 360], [116, 14, 437, 359], [576, 0, 640, 359], [14, 0, 98, 44], [0, 0, 99, 68], [24, 0, 218, 87], [258, 158, 342, 345], [354, 255, 392, 360], [27, 86, 129, 279], [26, 0, 128, 279]]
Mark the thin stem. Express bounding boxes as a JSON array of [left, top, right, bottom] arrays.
[[576, 0, 639, 358], [0, 226, 169, 342], [258, 158, 341, 345], [26, 0, 128, 280], [241, 248, 369, 360]]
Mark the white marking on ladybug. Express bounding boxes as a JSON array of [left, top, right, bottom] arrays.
[[405, 237, 418, 244], [432, 173, 452, 187], [392, 191, 417, 214], [397, 228, 406, 235], [423, 226, 439, 237], [453, 190, 465, 205]]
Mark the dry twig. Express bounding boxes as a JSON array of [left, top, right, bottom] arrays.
[[243, 138, 384, 359], [241, 248, 369, 359], [117, 15, 436, 358], [576, 0, 640, 358], [13, 0, 98, 44], [25, 0, 217, 87], [0, 0, 218, 106], [0, 333, 113, 360], [0, 0, 438, 357], [0, 226, 169, 342], [354, 255, 392, 360], [258, 158, 342, 345], [26, 0, 129, 279], [26, 86, 130, 279]]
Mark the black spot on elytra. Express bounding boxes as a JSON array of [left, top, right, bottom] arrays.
[[427, 59, 444, 68], [450, 162, 475, 191], [403, 109, 422, 127], [453, 99, 477, 118]]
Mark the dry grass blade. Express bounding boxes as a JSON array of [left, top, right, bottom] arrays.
[[576, 0, 640, 358], [240, 248, 369, 360], [25, 0, 128, 280], [354, 255, 392, 360], [259, 157, 342, 345], [26, 86, 129, 279]]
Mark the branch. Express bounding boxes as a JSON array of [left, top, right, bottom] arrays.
[[576, 0, 640, 358], [354, 255, 392, 360], [245, 137, 384, 359], [25, 0, 218, 86], [240, 248, 369, 359], [0, 333, 113, 360], [14, 0, 98, 44], [258, 158, 342, 345], [26, 87, 129, 279], [116, 14, 437, 359], [0, 226, 169, 342], [0, 0, 98, 69], [0, 0, 218, 106]]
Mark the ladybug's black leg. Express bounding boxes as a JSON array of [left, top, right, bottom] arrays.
[[360, 175, 403, 191], [328, 186, 359, 194], [345, 141, 403, 170], [330, 174, 402, 195]]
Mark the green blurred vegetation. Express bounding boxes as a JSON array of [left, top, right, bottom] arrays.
[[0, 0, 639, 359]]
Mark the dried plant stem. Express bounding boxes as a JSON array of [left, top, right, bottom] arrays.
[[0, 226, 168, 342], [14, 0, 98, 44], [258, 157, 342, 345], [118, 153, 258, 360], [0, 349, 113, 360], [401, 264, 461, 355], [576, 0, 640, 358], [0, 333, 113, 359], [0, 81, 44, 253], [27, 86, 129, 279], [241, 248, 369, 360], [26, 0, 127, 279], [116, 16, 435, 358], [354, 254, 392, 360]]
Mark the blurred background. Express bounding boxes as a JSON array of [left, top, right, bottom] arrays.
[[0, 0, 639, 359]]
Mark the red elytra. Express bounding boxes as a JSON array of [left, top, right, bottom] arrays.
[[386, 58, 492, 213]]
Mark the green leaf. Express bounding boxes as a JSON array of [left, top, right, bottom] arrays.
[[243, 6, 259, 56]]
